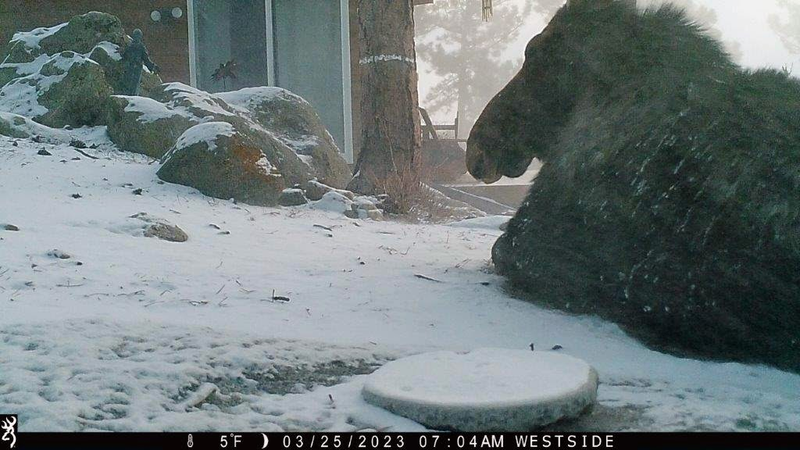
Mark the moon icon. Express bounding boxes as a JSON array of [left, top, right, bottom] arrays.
[[261, 433, 269, 449]]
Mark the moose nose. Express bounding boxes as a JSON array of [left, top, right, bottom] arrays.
[[466, 142, 486, 178], [466, 142, 501, 184]]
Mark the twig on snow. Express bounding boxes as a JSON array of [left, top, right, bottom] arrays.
[[414, 274, 443, 283], [74, 148, 99, 160], [268, 290, 291, 303]]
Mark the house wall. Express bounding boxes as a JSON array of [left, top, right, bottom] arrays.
[[0, 0, 190, 83]]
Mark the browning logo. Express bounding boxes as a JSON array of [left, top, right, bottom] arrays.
[[0, 415, 16, 449]]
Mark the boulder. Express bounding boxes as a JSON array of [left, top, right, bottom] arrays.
[[106, 96, 196, 159], [311, 191, 354, 214], [34, 12, 126, 57], [157, 122, 286, 206], [36, 57, 112, 128], [303, 179, 355, 202], [218, 87, 351, 188], [0, 112, 69, 142], [131, 213, 188, 243], [363, 349, 598, 431], [0, 12, 164, 126], [278, 188, 308, 207], [154, 82, 239, 119], [147, 83, 347, 206], [0, 52, 113, 128]]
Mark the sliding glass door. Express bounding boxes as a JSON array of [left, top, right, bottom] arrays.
[[190, 0, 269, 93], [271, 0, 350, 156], [188, 0, 353, 160]]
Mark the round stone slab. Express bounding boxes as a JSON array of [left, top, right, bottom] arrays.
[[362, 349, 598, 431]]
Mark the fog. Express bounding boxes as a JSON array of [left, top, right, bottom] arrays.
[[416, 0, 800, 127]]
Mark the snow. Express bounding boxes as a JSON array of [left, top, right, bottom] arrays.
[[311, 191, 353, 214], [0, 53, 98, 118], [449, 159, 543, 187], [217, 87, 326, 157], [1, 54, 51, 78], [0, 112, 70, 142], [448, 215, 510, 231], [280, 135, 322, 155], [1, 43, 119, 79], [92, 41, 122, 61], [1, 134, 800, 432], [172, 122, 235, 153], [362, 349, 598, 431], [217, 86, 297, 110], [9, 23, 68, 51], [118, 95, 194, 124], [0, 79, 50, 117], [163, 83, 237, 118]]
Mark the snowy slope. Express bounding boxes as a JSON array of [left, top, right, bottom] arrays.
[[1, 133, 799, 432]]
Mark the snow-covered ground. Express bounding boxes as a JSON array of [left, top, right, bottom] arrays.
[[1, 132, 799, 432]]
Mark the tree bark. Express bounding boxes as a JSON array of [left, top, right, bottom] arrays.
[[348, 0, 422, 194]]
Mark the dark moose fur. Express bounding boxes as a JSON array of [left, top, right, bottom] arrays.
[[468, 0, 800, 371]]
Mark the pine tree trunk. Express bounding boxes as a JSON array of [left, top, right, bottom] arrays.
[[348, 0, 422, 194]]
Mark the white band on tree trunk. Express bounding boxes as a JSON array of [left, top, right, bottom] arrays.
[[359, 54, 416, 66]]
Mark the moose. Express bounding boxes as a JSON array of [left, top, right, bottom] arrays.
[[467, 0, 800, 372]]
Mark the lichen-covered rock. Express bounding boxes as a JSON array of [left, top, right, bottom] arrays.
[[304, 179, 355, 202], [157, 122, 286, 206], [147, 83, 348, 205], [219, 87, 351, 188], [130, 213, 188, 243], [0, 52, 113, 128], [468, 1, 800, 372], [0, 112, 34, 139], [154, 83, 239, 119], [35, 12, 126, 57], [2, 12, 126, 83], [278, 189, 309, 207], [310, 191, 355, 214], [2, 14, 349, 202], [0, 112, 69, 142], [37, 57, 112, 128], [106, 96, 196, 158], [0, 12, 164, 126]]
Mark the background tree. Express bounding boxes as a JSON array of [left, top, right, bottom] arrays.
[[416, 0, 553, 138], [349, 0, 422, 195], [769, 0, 800, 59], [638, 0, 743, 62]]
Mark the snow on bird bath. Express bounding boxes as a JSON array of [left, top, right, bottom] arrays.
[[362, 349, 599, 431]]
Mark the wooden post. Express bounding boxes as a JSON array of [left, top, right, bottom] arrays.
[[348, 0, 422, 194]]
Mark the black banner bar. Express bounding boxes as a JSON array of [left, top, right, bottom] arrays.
[[11, 432, 799, 450]]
